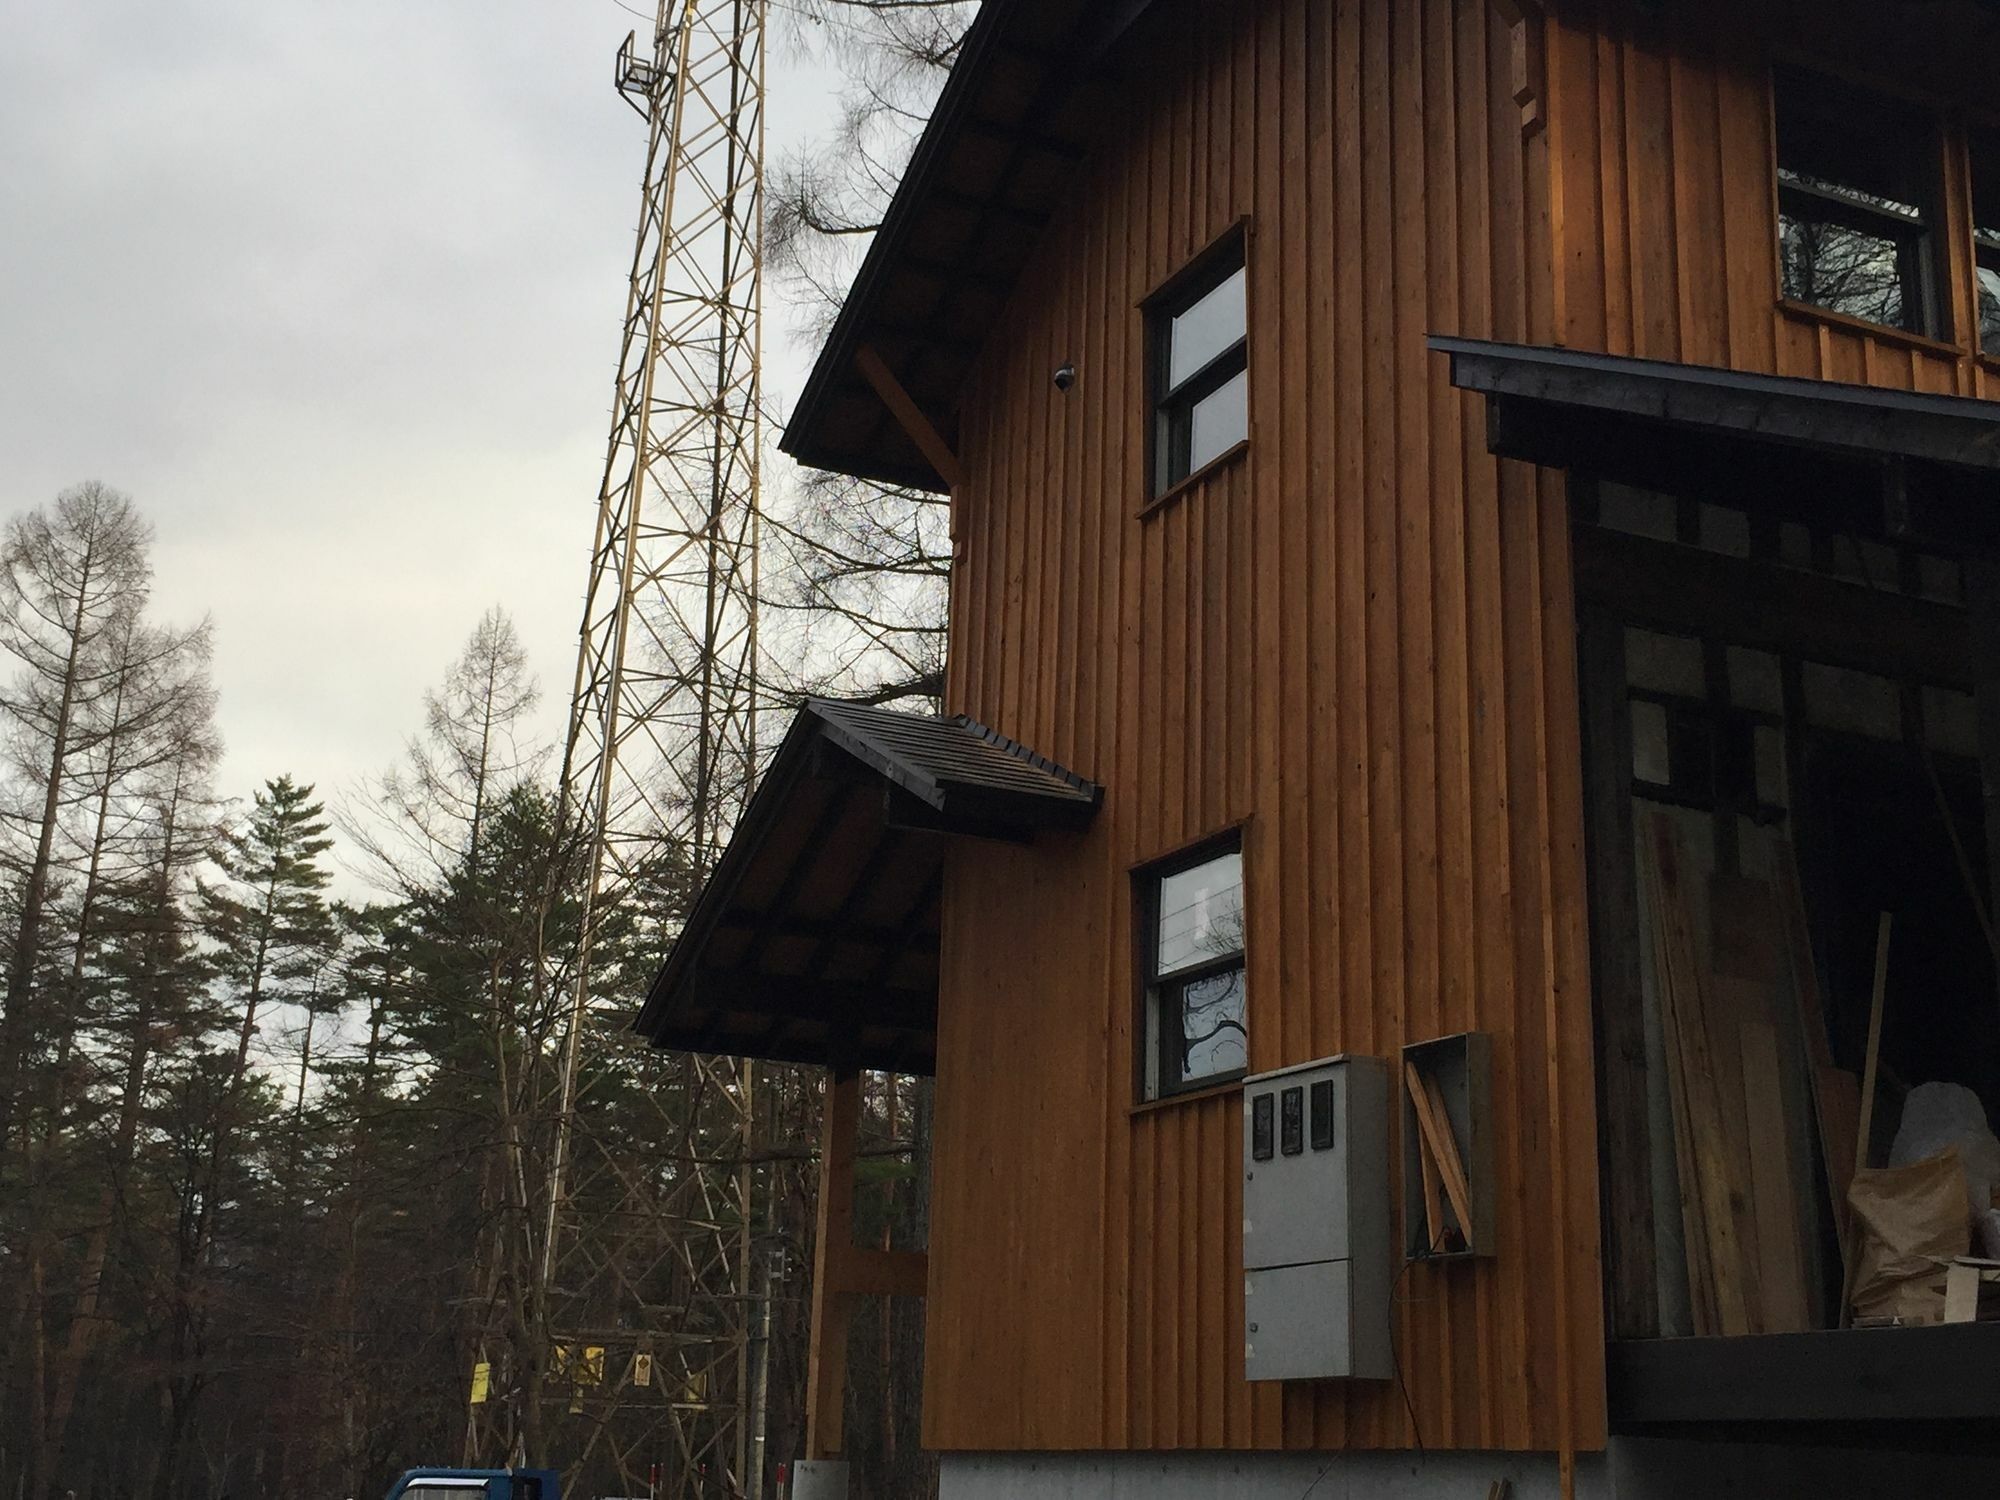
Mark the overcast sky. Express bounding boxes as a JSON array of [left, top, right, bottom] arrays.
[[0, 0, 847, 872]]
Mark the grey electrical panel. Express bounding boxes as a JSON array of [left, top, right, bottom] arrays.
[[1242, 1055, 1391, 1382]]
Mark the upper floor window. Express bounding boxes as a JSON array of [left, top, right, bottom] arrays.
[[1971, 126, 2000, 357], [1148, 233, 1248, 498], [1774, 66, 1944, 339], [1139, 837, 1247, 1099]]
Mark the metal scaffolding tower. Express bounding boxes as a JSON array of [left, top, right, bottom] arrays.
[[537, 1, 769, 1492]]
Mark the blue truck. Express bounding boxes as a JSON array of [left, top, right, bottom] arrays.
[[380, 1468, 561, 1500]]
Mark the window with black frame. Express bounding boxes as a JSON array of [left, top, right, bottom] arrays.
[[1971, 126, 2000, 357], [1140, 838, 1247, 1099], [1148, 234, 1248, 498], [1774, 66, 1945, 338]]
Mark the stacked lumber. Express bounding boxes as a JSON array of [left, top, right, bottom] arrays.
[[1641, 817, 1816, 1335]]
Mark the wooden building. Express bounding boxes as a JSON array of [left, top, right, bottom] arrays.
[[640, 1, 2000, 1495]]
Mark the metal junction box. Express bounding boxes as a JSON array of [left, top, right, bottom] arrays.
[[1242, 1055, 1391, 1382]]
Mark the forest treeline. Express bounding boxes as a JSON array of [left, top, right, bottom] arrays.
[[0, 483, 931, 1500]]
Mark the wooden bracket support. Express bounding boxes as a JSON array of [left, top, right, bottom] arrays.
[[1489, 0, 1546, 135], [803, 1068, 930, 1463], [856, 344, 964, 492]]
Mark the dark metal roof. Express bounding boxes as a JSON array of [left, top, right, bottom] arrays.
[[779, 0, 1163, 491], [633, 700, 1101, 1074], [1432, 335, 2000, 472], [808, 697, 1099, 823]]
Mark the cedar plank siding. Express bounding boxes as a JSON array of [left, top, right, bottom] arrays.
[[928, 0, 1602, 1456], [921, 0, 2000, 1464], [1547, 0, 2000, 397]]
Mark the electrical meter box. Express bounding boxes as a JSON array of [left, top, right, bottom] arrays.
[[1242, 1055, 1391, 1382]]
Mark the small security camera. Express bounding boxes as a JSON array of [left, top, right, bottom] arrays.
[[1053, 363, 1077, 392]]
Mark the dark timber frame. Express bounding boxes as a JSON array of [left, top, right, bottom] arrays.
[[1445, 331, 2000, 1425]]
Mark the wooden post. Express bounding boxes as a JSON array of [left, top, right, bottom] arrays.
[[805, 1068, 861, 1462], [803, 1067, 931, 1467], [1968, 560, 2000, 967]]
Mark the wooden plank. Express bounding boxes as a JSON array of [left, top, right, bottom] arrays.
[[805, 1069, 861, 1460], [1738, 1018, 1810, 1334], [1639, 817, 1718, 1335], [1839, 913, 1895, 1328], [1854, 912, 1895, 1177], [1773, 839, 1860, 1249], [1648, 817, 1753, 1335], [1417, 1103, 1447, 1255], [1407, 1061, 1476, 1244]]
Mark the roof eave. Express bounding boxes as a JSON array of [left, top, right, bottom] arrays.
[[778, 0, 1023, 488]]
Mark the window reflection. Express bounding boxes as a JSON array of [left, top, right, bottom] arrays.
[[1144, 843, 1249, 1099], [1178, 968, 1247, 1085]]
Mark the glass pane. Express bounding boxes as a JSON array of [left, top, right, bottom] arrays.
[[1157, 850, 1245, 976], [1698, 504, 1751, 558], [1625, 627, 1705, 699], [1754, 724, 1790, 809], [1169, 265, 1246, 387], [1597, 481, 1678, 542], [1631, 699, 1671, 785], [1728, 646, 1783, 714], [1187, 367, 1248, 472], [1780, 208, 1915, 330], [1923, 686, 1979, 758], [1176, 966, 1248, 1085], [1980, 263, 2000, 359], [1802, 661, 1903, 740], [1778, 521, 1813, 570], [1917, 552, 1963, 605]]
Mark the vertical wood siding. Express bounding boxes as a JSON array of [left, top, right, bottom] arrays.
[[926, 0, 1604, 1456], [1547, 0, 2000, 399]]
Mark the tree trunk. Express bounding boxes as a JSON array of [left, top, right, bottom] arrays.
[[27, 702, 132, 1500], [0, 560, 97, 1154]]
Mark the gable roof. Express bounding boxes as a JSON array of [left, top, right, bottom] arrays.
[[780, 0, 2000, 494], [634, 699, 1101, 1073], [779, 0, 1160, 491]]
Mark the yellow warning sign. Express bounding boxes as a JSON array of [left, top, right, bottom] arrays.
[[470, 1362, 491, 1406], [580, 1346, 606, 1386]]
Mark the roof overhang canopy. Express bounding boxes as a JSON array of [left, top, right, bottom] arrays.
[[1433, 336, 2000, 550], [634, 700, 1101, 1076], [779, 0, 1169, 491]]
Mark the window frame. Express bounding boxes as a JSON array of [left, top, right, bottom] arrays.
[[1144, 224, 1251, 503], [1770, 62, 1949, 342], [1967, 120, 2000, 359], [1135, 829, 1249, 1103]]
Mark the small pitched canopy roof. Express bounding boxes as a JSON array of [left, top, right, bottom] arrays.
[[634, 699, 1101, 1075], [1434, 335, 2000, 549]]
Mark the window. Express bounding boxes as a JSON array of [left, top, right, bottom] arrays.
[[1971, 126, 2000, 357], [1139, 838, 1247, 1099], [1148, 234, 1248, 497], [1774, 66, 1944, 338]]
